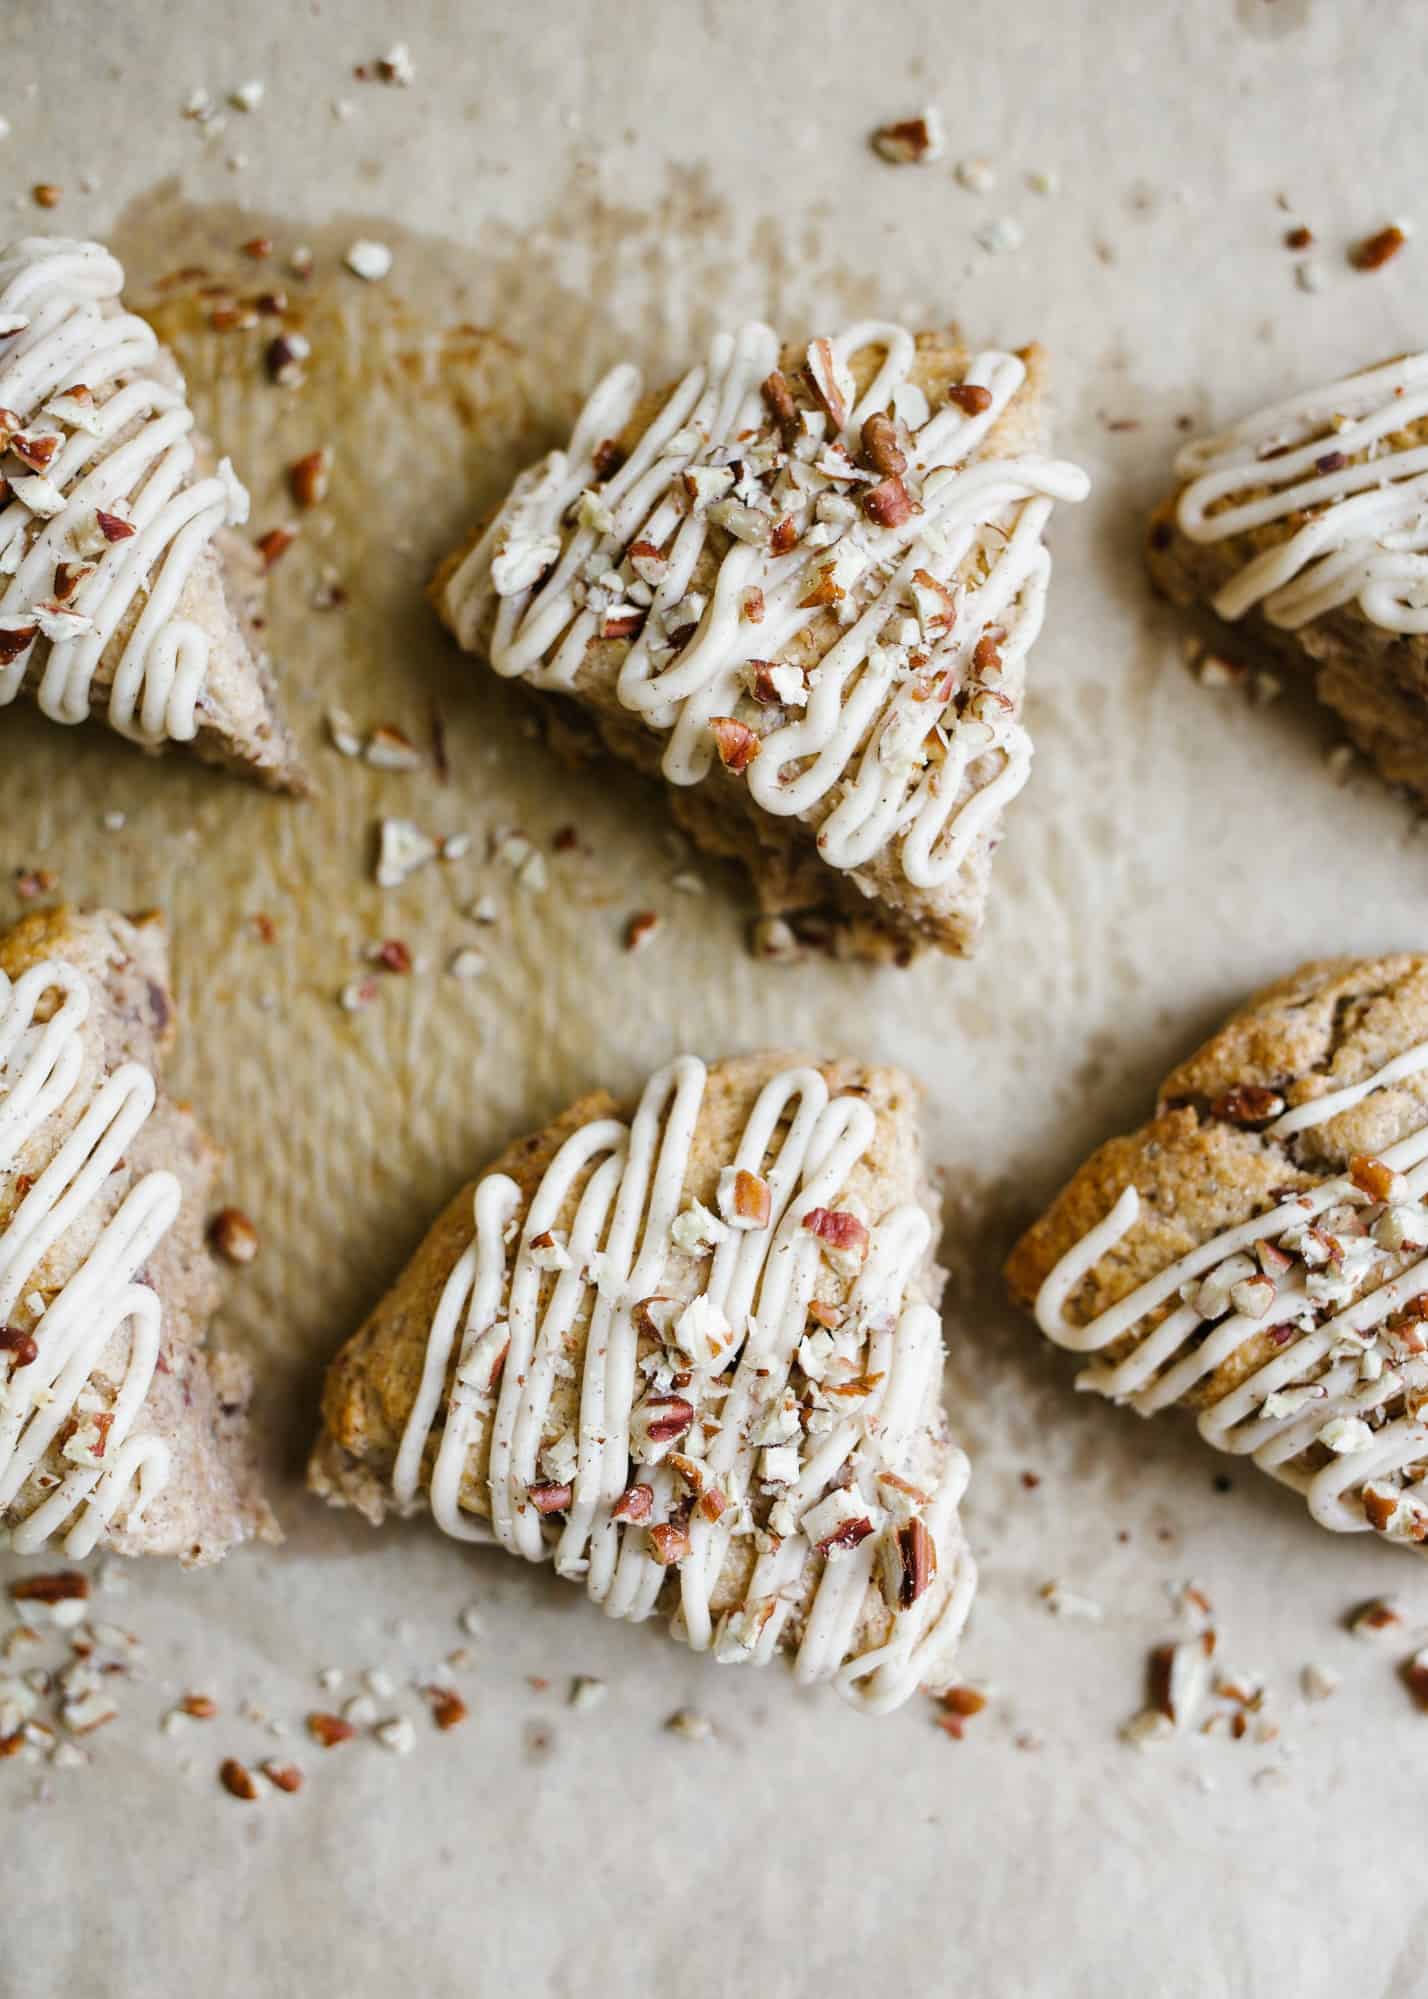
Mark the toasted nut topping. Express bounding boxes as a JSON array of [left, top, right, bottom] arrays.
[[288, 448, 332, 508], [718, 1166, 772, 1229], [863, 474, 915, 527], [261, 1760, 304, 1793], [1350, 1153, 1398, 1202], [861, 411, 907, 477], [881, 1516, 937, 1609], [709, 715, 760, 772], [1209, 1084, 1285, 1126], [219, 1758, 259, 1801], [32, 184, 62, 210], [209, 1206, 259, 1266], [0, 622, 37, 666], [0, 1326, 38, 1368], [798, 562, 844, 609], [805, 337, 851, 431], [528, 1481, 573, 1514], [611, 1482, 655, 1523], [306, 1711, 356, 1747], [948, 382, 994, 416], [815, 1513, 874, 1556], [761, 369, 801, 446], [629, 1393, 695, 1460], [647, 1518, 693, 1566], [95, 509, 136, 543], [180, 1694, 218, 1719], [804, 1206, 869, 1257]]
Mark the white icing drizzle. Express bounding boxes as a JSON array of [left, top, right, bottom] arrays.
[[441, 321, 1087, 891], [1175, 353, 1428, 633], [0, 957, 177, 1556], [0, 236, 250, 742], [396, 1057, 975, 1710], [1034, 1041, 1428, 1540]]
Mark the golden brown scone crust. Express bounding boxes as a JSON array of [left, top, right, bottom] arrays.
[[0, 906, 276, 1563], [311, 1052, 958, 1667], [6, 324, 307, 793], [1146, 381, 1428, 802], [1007, 954, 1428, 1416], [433, 333, 1052, 964]]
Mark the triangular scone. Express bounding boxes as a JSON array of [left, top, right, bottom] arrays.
[[0, 906, 276, 1564], [1007, 953, 1428, 1550], [311, 1053, 974, 1711], [433, 322, 1088, 962], [1148, 352, 1428, 801], [0, 237, 305, 790]]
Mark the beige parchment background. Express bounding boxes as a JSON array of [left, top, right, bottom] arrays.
[[3, 2, 1428, 1994]]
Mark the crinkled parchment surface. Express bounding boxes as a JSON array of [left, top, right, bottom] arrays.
[[4, 3, 1428, 1995]]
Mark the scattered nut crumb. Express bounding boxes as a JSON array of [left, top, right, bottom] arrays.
[[209, 1207, 259, 1266]]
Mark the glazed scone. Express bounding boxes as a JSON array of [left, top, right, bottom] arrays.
[[0, 906, 276, 1564], [1148, 352, 1428, 800], [433, 321, 1088, 963], [0, 236, 306, 790], [1006, 954, 1428, 1548], [311, 1052, 975, 1712]]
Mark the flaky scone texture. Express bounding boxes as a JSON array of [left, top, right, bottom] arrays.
[[1007, 953, 1428, 1450], [0, 906, 276, 1563], [311, 1052, 961, 1672], [434, 331, 1054, 965], [2, 254, 305, 791], [1147, 393, 1428, 804]]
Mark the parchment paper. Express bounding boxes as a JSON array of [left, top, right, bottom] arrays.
[[4, 3, 1428, 1994]]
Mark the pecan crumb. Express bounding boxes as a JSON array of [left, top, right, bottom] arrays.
[[219, 1757, 259, 1800], [1351, 224, 1408, 271], [209, 1206, 260, 1266]]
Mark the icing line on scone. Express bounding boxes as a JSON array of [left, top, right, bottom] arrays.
[[0, 236, 250, 742], [1175, 353, 1428, 634], [1035, 1040, 1428, 1543], [441, 321, 1088, 890], [395, 1056, 975, 1711], [0, 957, 177, 1555]]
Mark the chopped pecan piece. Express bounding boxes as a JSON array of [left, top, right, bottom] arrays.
[[863, 474, 915, 527], [760, 370, 801, 447], [611, 1482, 655, 1524], [219, 1758, 259, 1801], [288, 448, 331, 508], [804, 1207, 870, 1257], [306, 1712, 356, 1748], [949, 382, 994, 416], [1352, 224, 1407, 271], [528, 1481, 573, 1514], [10, 1571, 88, 1604], [647, 1518, 692, 1566], [1209, 1084, 1285, 1126], [709, 716, 760, 773], [861, 411, 907, 477], [880, 1517, 937, 1608], [1350, 1154, 1398, 1202], [209, 1206, 259, 1265]]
